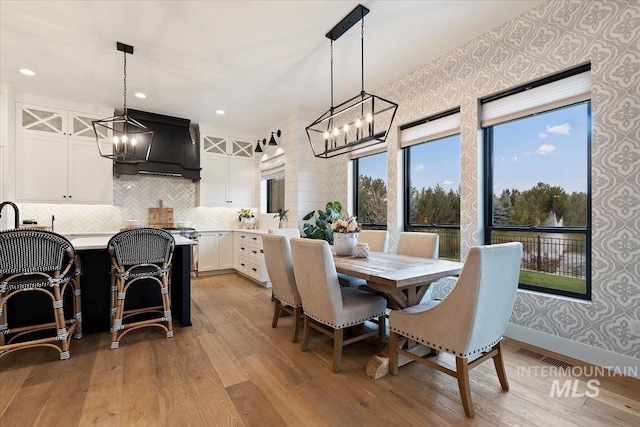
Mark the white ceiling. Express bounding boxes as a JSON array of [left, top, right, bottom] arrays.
[[0, 0, 542, 137]]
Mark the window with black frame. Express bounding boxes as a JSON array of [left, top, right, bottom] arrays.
[[352, 152, 387, 229], [401, 109, 461, 260], [482, 64, 591, 300]]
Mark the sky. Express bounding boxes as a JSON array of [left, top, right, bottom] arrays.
[[358, 102, 589, 195]]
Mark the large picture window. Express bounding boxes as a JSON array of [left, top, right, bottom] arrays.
[[352, 152, 387, 229], [482, 65, 591, 299], [402, 109, 461, 260]]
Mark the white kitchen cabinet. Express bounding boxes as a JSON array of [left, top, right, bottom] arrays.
[[198, 231, 234, 272], [234, 231, 270, 287], [198, 131, 255, 208], [15, 103, 113, 204]]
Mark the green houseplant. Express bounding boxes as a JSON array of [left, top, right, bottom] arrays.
[[302, 201, 341, 244], [273, 208, 290, 228]]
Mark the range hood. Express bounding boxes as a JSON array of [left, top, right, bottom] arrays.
[[114, 109, 201, 181]]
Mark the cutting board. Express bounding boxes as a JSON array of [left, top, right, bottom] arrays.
[[149, 200, 174, 228]]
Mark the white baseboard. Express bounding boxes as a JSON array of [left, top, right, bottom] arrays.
[[505, 323, 640, 380]]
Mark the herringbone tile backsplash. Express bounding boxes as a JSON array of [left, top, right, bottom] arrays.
[[19, 175, 241, 232]]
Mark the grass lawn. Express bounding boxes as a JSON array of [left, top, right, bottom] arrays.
[[519, 270, 586, 294]]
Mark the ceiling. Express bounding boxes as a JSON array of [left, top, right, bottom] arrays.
[[0, 0, 543, 137]]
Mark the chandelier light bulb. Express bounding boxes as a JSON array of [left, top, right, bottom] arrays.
[[333, 128, 339, 136], [130, 137, 137, 146], [121, 134, 128, 143], [343, 124, 349, 132], [366, 113, 372, 123], [113, 136, 119, 144], [324, 131, 330, 140], [355, 119, 362, 128]]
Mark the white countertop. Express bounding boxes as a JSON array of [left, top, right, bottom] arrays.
[[71, 234, 195, 250]]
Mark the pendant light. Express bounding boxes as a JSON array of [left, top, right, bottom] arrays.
[[305, 4, 398, 159], [93, 42, 154, 164]]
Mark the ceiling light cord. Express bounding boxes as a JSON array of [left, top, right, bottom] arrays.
[[330, 40, 334, 109], [361, 16, 365, 95], [123, 49, 128, 115]]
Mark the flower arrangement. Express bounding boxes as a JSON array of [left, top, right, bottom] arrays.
[[238, 208, 254, 222], [273, 208, 289, 221], [330, 216, 361, 234]]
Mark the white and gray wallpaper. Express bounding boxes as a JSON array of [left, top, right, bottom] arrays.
[[328, 0, 639, 359]]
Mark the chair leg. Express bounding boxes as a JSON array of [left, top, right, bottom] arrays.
[[377, 315, 386, 349], [111, 276, 125, 349], [301, 316, 310, 351], [389, 331, 399, 375], [332, 328, 344, 373], [271, 301, 281, 328], [493, 341, 510, 391], [291, 306, 301, 343], [73, 275, 82, 339], [456, 356, 474, 418], [161, 274, 173, 338]]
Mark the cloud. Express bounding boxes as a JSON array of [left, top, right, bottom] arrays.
[[539, 133, 548, 139], [443, 180, 453, 186], [511, 156, 518, 161], [547, 123, 572, 135], [535, 144, 556, 155], [414, 164, 425, 172]]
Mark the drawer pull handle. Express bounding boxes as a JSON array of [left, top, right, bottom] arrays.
[[252, 268, 257, 272], [240, 247, 245, 250], [241, 235, 246, 239], [241, 263, 245, 267], [252, 250, 257, 254], [252, 237, 257, 241]]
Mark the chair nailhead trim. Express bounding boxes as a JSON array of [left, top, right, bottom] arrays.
[[305, 310, 386, 329], [389, 326, 503, 357]]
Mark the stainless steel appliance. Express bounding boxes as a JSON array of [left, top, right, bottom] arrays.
[[164, 227, 198, 277]]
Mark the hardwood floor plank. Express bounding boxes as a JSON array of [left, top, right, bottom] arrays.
[[227, 380, 287, 427], [199, 332, 249, 388]]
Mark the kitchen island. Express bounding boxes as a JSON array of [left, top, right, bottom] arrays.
[[70, 234, 194, 334]]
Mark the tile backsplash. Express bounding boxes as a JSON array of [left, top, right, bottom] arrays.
[[19, 175, 245, 232]]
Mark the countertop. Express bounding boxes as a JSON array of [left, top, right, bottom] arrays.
[[71, 234, 195, 250]]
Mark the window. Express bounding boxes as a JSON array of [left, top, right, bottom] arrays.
[[266, 176, 284, 213], [402, 109, 461, 260], [482, 65, 591, 300], [352, 152, 387, 229]]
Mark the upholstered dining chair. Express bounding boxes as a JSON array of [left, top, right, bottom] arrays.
[[396, 232, 439, 259], [290, 238, 388, 373], [356, 230, 388, 252], [389, 242, 523, 418], [108, 228, 175, 349], [268, 228, 301, 239], [262, 233, 303, 342], [0, 229, 82, 360]]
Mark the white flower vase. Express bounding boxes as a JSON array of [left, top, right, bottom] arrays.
[[333, 233, 358, 256]]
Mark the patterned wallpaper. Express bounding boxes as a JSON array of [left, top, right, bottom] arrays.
[[328, 0, 639, 359], [20, 175, 242, 232]]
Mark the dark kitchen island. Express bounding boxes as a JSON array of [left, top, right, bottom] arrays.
[[70, 235, 194, 334]]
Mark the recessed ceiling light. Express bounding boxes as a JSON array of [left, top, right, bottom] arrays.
[[134, 92, 146, 99], [216, 110, 225, 115], [19, 68, 36, 76]]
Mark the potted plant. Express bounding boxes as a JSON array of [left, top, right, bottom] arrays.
[[302, 201, 341, 244], [330, 216, 362, 256], [238, 208, 255, 229], [273, 208, 289, 229]]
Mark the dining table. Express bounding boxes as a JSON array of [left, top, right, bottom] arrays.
[[333, 252, 463, 378]]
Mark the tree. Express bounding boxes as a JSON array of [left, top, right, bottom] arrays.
[[357, 176, 387, 223]]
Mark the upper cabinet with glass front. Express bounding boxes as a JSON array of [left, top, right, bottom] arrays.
[[15, 103, 113, 204], [202, 134, 253, 158]]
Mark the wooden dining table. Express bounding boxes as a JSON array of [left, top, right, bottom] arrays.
[[333, 252, 463, 378]]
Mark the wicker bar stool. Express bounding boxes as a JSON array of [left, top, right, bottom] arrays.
[[0, 229, 82, 360], [108, 228, 175, 349]]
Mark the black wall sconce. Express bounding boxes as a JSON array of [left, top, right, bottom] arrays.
[[254, 129, 281, 153], [268, 129, 281, 146]]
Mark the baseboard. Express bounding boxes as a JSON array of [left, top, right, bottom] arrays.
[[505, 323, 640, 380]]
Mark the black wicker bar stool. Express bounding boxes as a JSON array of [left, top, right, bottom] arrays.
[[108, 228, 175, 349], [0, 229, 82, 360]]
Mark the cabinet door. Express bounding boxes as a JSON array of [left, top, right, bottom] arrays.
[[16, 134, 67, 202], [198, 233, 219, 272], [68, 111, 110, 141], [218, 232, 234, 269], [199, 155, 229, 207], [17, 104, 66, 136], [227, 157, 255, 207], [67, 138, 113, 203]]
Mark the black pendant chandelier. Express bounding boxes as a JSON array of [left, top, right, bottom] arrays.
[[305, 4, 398, 159], [93, 42, 154, 164]]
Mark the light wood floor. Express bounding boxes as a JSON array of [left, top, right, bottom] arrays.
[[1, 273, 639, 426]]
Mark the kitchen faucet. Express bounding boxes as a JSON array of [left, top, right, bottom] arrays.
[[0, 201, 20, 229]]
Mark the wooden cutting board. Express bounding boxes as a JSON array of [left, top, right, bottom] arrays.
[[149, 200, 174, 228]]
